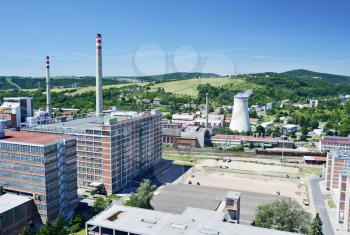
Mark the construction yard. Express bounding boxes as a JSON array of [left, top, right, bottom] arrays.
[[155, 152, 320, 220]]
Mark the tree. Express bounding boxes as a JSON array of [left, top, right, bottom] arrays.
[[308, 213, 323, 235], [69, 214, 84, 233], [125, 179, 156, 209], [256, 125, 265, 135], [255, 199, 311, 234], [92, 196, 112, 215], [36, 216, 69, 235], [19, 226, 33, 235]]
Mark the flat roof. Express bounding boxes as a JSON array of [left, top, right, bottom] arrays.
[[1, 130, 72, 145], [87, 205, 294, 235], [0, 193, 32, 214], [212, 134, 292, 143]]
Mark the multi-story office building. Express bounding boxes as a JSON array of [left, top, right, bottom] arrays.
[[85, 205, 294, 235], [0, 97, 33, 128], [0, 130, 77, 224], [320, 136, 350, 152], [325, 151, 350, 232], [0, 193, 37, 235], [22, 112, 162, 194], [325, 151, 350, 191]]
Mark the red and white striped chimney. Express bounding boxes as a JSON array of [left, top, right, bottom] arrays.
[[45, 56, 52, 118], [96, 33, 103, 116]]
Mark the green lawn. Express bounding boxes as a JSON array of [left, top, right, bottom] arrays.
[[301, 166, 323, 176], [73, 228, 86, 235]]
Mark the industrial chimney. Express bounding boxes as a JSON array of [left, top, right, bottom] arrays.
[[205, 92, 209, 128], [229, 90, 252, 132], [96, 33, 103, 116], [45, 56, 52, 118]]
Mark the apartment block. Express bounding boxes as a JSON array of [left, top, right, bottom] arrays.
[[22, 112, 162, 194], [0, 130, 77, 224]]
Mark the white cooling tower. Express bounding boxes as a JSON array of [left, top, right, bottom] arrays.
[[229, 92, 251, 132]]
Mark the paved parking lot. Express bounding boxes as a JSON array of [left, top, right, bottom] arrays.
[[151, 184, 285, 224]]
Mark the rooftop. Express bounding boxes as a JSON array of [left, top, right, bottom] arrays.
[[0, 193, 32, 214], [212, 134, 292, 143], [1, 130, 72, 145], [87, 205, 294, 235]]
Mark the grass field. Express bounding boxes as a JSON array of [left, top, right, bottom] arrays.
[[150, 77, 237, 96], [49, 83, 142, 95], [301, 166, 323, 176]]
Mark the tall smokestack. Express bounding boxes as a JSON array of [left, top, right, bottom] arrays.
[[96, 33, 103, 116], [205, 92, 209, 128], [45, 56, 52, 118]]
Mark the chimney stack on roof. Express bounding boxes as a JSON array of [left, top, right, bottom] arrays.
[[45, 56, 52, 118], [96, 33, 103, 116]]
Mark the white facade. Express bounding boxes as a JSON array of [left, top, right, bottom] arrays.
[[229, 96, 251, 132]]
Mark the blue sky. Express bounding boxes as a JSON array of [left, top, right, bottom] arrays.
[[1, 0, 349, 76]]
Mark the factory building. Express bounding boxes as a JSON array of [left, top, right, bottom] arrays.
[[0, 97, 33, 128], [0, 193, 38, 235], [85, 205, 293, 235], [211, 135, 294, 149], [22, 112, 162, 194], [0, 130, 77, 224], [320, 136, 350, 152], [229, 91, 251, 132], [171, 113, 224, 127]]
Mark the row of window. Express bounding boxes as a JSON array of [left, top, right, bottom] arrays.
[[0, 169, 44, 182], [0, 142, 43, 153]]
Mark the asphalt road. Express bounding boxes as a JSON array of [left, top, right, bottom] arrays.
[[309, 176, 335, 235]]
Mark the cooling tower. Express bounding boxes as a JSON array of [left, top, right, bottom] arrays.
[[229, 91, 251, 132]]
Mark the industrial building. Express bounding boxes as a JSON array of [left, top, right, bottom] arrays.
[[319, 136, 350, 152], [162, 124, 209, 148], [171, 113, 224, 128], [22, 112, 162, 194], [85, 204, 293, 235], [211, 134, 295, 149], [0, 97, 33, 128], [325, 151, 350, 232], [0, 192, 38, 235], [0, 130, 77, 224], [229, 91, 252, 132]]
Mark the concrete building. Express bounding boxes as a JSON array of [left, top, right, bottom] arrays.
[[172, 113, 224, 128], [162, 124, 209, 148], [211, 135, 294, 149], [0, 97, 33, 128], [0, 130, 77, 223], [85, 205, 294, 235], [320, 136, 350, 152], [22, 112, 162, 194], [325, 151, 350, 232], [0, 193, 38, 235], [225, 191, 240, 224]]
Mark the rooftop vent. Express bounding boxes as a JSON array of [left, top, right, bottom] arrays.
[[140, 218, 158, 225], [171, 223, 188, 230], [199, 228, 220, 235]]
